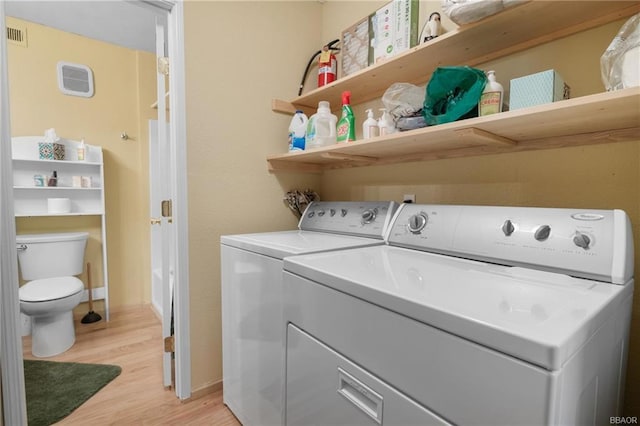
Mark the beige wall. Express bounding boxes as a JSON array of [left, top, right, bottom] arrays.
[[7, 17, 156, 313], [184, 1, 322, 392], [183, 0, 640, 412], [319, 1, 640, 414]]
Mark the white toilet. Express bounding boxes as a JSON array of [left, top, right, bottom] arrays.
[[16, 232, 88, 357]]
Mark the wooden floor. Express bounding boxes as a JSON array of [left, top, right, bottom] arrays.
[[22, 305, 241, 425]]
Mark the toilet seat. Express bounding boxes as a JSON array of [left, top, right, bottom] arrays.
[[20, 277, 84, 302]]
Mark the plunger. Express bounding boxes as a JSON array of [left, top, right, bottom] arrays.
[[81, 262, 102, 324]]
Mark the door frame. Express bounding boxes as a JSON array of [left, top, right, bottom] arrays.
[[0, 0, 191, 418]]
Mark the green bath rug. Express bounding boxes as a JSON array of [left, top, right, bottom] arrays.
[[24, 359, 121, 426]]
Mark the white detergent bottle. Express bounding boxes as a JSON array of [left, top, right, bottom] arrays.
[[479, 70, 504, 116], [378, 108, 396, 136], [362, 109, 379, 139], [288, 110, 308, 151], [306, 101, 337, 149]]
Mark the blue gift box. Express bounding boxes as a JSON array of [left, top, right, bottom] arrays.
[[509, 69, 570, 111]]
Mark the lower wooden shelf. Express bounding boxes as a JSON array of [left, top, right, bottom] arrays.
[[267, 88, 640, 173]]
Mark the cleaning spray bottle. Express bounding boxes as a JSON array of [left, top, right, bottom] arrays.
[[336, 91, 356, 143], [362, 109, 379, 139]]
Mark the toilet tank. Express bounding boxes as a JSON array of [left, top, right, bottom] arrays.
[[16, 232, 89, 280]]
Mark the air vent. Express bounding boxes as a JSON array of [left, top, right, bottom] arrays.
[[7, 25, 27, 47], [57, 61, 94, 98]]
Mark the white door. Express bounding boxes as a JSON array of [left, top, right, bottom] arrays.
[[153, 19, 174, 389]]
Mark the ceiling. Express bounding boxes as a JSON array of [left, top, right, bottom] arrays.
[[5, 1, 165, 53]]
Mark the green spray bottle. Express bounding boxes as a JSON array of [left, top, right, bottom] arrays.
[[336, 91, 356, 142]]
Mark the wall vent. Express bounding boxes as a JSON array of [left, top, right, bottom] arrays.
[[7, 25, 27, 47], [57, 61, 95, 98]]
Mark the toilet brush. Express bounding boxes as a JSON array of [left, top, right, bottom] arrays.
[[81, 262, 102, 324]]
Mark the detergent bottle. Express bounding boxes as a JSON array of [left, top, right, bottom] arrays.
[[306, 101, 337, 149], [288, 110, 309, 151]]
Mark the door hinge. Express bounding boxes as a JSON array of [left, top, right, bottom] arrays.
[[164, 336, 175, 353], [158, 57, 170, 76], [161, 199, 172, 218]]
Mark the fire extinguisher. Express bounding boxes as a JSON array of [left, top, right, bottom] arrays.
[[298, 39, 340, 96], [317, 46, 337, 88]]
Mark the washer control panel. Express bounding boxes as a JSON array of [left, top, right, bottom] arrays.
[[386, 204, 633, 284], [300, 201, 398, 239]]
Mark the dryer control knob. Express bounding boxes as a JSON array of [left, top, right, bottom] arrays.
[[534, 225, 551, 241], [361, 209, 377, 224], [408, 214, 428, 233], [573, 232, 591, 249], [341, 209, 348, 217], [317, 209, 325, 217], [502, 219, 515, 236], [329, 209, 336, 217]]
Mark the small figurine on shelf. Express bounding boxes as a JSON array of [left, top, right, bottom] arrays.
[[421, 12, 443, 43]]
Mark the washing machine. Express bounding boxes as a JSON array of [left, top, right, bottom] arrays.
[[282, 204, 634, 425], [220, 201, 398, 426]]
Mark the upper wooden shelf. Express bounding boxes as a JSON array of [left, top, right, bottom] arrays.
[[267, 88, 640, 173], [273, 0, 639, 114]]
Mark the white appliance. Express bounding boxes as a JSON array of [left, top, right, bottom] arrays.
[[283, 204, 634, 425], [221, 201, 398, 426]]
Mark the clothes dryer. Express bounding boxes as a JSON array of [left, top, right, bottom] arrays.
[[221, 201, 398, 426], [283, 204, 634, 425]]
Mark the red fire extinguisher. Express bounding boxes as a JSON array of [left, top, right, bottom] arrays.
[[318, 46, 337, 88], [297, 39, 340, 96]]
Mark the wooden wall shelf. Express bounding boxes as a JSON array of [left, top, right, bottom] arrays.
[[267, 88, 640, 173], [273, 1, 639, 114]]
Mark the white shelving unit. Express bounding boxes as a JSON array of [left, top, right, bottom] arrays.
[[12, 136, 110, 319]]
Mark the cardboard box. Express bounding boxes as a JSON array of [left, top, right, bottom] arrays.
[[342, 16, 371, 77], [509, 69, 570, 110], [369, 0, 419, 64]]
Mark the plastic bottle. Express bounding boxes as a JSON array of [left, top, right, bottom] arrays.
[[362, 109, 379, 139], [336, 91, 356, 143], [479, 70, 504, 116], [77, 138, 86, 161], [378, 108, 396, 136], [306, 101, 337, 149], [288, 110, 309, 151]]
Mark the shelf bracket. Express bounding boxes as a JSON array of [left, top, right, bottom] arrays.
[[271, 99, 314, 116], [267, 159, 324, 174], [455, 127, 517, 146], [320, 152, 378, 163]]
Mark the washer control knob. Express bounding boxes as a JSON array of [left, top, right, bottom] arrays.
[[329, 209, 336, 217], [317, 209, 325, 217], [308, 211, 315, 218], [534, 225, 551, 241], [573, 232, 591, 249], [502, 219, 515, 236], [408, 213, 428, 233], [361, 208, 377, 224], [341, 209, 348, 217]]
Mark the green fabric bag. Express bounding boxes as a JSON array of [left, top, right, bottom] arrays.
[[423, 66, 487, 126]]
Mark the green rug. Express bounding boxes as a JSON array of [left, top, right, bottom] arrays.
[[24, 359, 121, 426]]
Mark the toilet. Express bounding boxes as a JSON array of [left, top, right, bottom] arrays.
[[16, 232, 88, 357]]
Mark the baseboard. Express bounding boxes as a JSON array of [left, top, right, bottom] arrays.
[[182, 379, 223, 403]]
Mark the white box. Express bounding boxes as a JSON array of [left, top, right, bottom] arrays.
[[369, 0, 419, 64]]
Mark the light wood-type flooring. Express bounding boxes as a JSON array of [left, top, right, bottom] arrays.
[[22, 305, 241, 425]]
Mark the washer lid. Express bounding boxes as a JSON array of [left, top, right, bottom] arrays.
[[20, 277, 84, 302], [221, 230, 383, 259], [284, 245, 633, 371]]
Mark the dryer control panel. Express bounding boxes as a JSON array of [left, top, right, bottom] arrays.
[[386, 204, 634, 284], [300, 201, 398, 239]]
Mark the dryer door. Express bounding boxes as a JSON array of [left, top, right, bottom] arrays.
[[285, 324, 450, 425]]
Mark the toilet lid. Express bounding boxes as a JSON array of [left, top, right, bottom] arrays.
[[20, 277, 84, 302]]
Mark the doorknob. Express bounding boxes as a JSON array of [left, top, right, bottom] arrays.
[[150, 217, 162, 225]]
